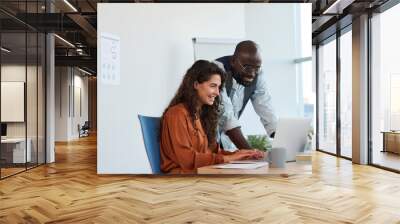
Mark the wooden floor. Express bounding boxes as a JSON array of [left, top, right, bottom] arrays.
[[1, 167, 26, 178], [373, 151, 400, 171], [1, 135, 400, 223], [1, 163, 45, 178]]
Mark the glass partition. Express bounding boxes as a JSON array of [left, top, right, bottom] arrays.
[[339, 29, 352, 158], [1, 31, 28, 177], [371, 3, 400, 171], [0, 1, 46, 179], [317, 37, 337, 155]]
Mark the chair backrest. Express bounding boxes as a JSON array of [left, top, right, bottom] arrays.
[[82, 121, 90, 130], [138, 115, 162, 174]]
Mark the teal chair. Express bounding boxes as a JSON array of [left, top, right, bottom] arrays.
[[138, 115, 162, 174]]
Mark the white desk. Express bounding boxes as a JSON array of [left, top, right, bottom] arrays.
[[1, 138, 31, 163]]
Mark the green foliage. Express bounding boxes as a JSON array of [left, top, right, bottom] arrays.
[[247, 135, 272, 152]]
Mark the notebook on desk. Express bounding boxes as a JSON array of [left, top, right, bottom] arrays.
[[214, 162, 268, 169]]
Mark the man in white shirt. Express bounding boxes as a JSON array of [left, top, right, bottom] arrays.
[[214, 40, 277, 150]]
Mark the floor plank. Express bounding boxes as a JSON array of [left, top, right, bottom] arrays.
[[1, 135, 400, 223], [373, 151, 400, 171]]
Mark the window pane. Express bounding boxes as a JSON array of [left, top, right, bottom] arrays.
[[318, 38, 337, 154], [1, 31, 27, 178], [27, 31, 38, 169], [371, 3, 400, 171], [340, 30, 352, 158], [38, 33, 46, 165], [0, 1, 46, 178]]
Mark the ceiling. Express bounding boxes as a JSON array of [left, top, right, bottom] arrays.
[[0, 0, 393, 75]]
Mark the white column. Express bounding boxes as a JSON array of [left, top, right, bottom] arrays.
[[352, 14, 369, 164], [46, 33, 55, 163]]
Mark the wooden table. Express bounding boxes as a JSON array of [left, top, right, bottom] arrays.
[[381, 131, 400, 154], [197, 161, 312, 176]]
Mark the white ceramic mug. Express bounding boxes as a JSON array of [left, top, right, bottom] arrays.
[[269, 147, 286, 168]]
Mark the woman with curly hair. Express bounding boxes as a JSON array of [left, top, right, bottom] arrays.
[[160, 60, 263, 174]]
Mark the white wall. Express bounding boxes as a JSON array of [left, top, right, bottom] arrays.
[[55, 67, 89, 141], [97, 3, 309, 174], [55, 67, 68, 141], [241, 4, 302, 135], [98, 3, 245, 174], [191, 4, 309, 136]]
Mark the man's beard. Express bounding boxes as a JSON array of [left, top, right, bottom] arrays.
[[233, 73, 254, 87], [239, 79, 253, 87]]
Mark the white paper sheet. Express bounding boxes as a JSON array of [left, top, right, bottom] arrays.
[[213, 162, 268, 169], [100, 32, 120, 85], [230, 160, 267, 164]]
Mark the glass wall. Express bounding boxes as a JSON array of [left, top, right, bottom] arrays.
[[0, 31, 28, 177], [27, 31, 38, 170], [317, 37, 337, 154], [340, 29, 352, 158], [371, 3, 400, 171], [317, 27, 354, 159], [0, 1, 46, 179]]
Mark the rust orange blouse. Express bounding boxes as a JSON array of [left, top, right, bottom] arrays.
[[160, 103, 231, 174]]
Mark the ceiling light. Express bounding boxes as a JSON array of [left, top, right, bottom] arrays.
[[54, 34, 75, 48], [1, 47, 11, 53], [78, 67, 92, 76], [63, 0, 78, 12], [322, 0, 355, 15]]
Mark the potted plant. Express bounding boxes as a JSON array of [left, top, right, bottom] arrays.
[[247, 135, 272, 152]]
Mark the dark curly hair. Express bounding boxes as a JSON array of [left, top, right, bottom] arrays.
[[161, 60, 226, 151]]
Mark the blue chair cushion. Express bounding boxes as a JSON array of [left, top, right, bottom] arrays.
[[138, 115, 162, 174]]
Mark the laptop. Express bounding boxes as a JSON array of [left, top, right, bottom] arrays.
[[272, 118, 311, 162]]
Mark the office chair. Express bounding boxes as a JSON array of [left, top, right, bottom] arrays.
[[138, 115, 162, 174], [78, 121, 90, 138]]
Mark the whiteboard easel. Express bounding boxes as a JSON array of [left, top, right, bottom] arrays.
[[192, 37, 242, 61]]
